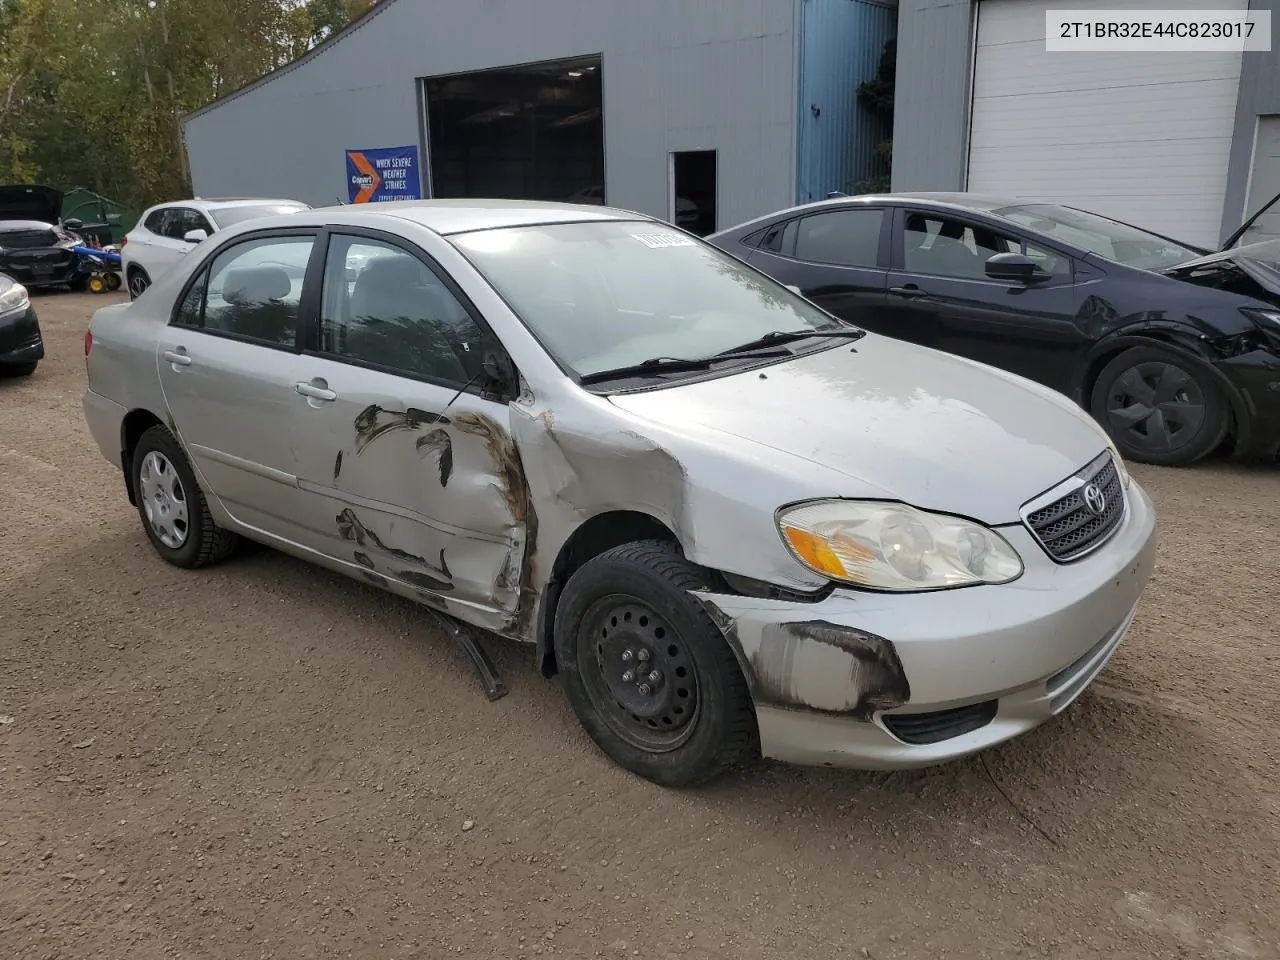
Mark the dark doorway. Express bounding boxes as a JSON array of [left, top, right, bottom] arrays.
[[672, 150, 717, 236], [424, 55, 604, 203]]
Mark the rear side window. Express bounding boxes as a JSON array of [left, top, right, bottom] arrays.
[[792, 209, 884, 268], [170, 235, 316, 349], [143, 210, 168, 234]]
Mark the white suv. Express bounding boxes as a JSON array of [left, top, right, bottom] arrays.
[[121, 197, 310, 299]]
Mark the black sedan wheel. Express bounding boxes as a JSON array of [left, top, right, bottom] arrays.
[[1091, 345, 1230, 466], [554, 540, 758, 787]]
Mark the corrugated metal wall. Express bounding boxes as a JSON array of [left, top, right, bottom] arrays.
[[183, 0, 804, 231], [890, 0, 974, 191], [796, 0, 897, 202]]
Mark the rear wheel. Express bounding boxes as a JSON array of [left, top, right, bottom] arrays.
[[127, 266, 151, 300], [131, 425, 238, 568], [105, 272, 122, 292], [553, 540, 758, 787], [1090, 344, 1230, 467]]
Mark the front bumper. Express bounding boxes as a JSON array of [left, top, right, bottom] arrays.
[[0, 305, 45, 365], [1219, 346, 1280, 459], [696, 481, 1158, 771], [0, 251, 86, 288]]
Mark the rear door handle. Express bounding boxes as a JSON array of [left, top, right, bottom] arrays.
[[162, 349, 191, 367], [294, 380, 337, 402], [889, 285, 925, 299]]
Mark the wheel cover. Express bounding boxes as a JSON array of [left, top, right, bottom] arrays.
[[129, 272, 149, 297], [579, 595, 701, 753], [139, 451, 190, 549], [1105, 361, 1207, 453]]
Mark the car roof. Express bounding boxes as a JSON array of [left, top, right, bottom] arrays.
[[305, 198, 652, 235], [150, 197, 307, 211]]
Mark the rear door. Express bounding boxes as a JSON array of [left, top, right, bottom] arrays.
[[744, 205, 890, 325], [886, 207, 1087, 392], [147, 207, 203, 279], [155, 228, 322, 542]]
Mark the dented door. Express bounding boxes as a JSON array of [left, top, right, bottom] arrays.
[[286, 231, 527, 625], [290, 358, 526, 621]]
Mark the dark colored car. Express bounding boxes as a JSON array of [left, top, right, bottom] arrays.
[[0, 272, 44, 376], [0, 184, 90, 292], [708, 192, 1280, 467]]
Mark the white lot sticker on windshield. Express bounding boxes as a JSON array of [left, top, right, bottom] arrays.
[[632, 233, 696, 249]]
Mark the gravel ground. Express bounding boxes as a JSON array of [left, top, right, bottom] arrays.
[[2, 291, 1278, 960]]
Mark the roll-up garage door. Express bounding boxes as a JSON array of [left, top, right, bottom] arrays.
[[966, 0, 1246, 249]]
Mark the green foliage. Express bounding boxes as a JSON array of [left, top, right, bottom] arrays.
[[0, 0, 378, 208], [854, 36, 895, 194]]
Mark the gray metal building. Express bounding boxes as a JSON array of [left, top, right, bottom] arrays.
[[893, 0, 1280, 249], [183, 0, 896, 236]]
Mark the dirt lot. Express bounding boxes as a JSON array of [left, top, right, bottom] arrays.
[[2, 291, 1278, 960]]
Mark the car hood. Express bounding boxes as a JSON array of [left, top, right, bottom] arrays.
[[607, 334, 1112, 525], [0, 185, 63, 225], [1163, 239, 1280, 294]]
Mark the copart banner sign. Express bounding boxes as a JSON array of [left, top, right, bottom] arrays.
[[345, 145, 422, 203]]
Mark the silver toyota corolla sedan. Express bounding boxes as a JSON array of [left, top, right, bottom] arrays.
[[82, 199, 1157, 787]]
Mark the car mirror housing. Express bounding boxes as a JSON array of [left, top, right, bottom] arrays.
[[183, 229, 209, 244], [480, 346, 518, 399], [985, 252, 1043, 284]]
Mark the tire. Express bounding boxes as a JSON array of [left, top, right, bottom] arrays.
[[1, 362, 37, 377], [105, 272, 122, 292], [127, 267, 151, 300], [1090, 344, 1230, 467], [131, 425, 238, 568], [553, 540, 758, 787], [68, 277, 89, 293]]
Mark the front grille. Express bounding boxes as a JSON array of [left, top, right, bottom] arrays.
[[1024, 454, 1125, 562], [882, 700, 998, 745]]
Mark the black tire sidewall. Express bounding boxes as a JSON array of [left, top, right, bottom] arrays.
[[1090, 344, 1230, 466], [554, 547, 752, 786], [131, 426, 211, 567]]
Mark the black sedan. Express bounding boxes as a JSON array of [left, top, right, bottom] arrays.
[[0, 273, 44, 376], [708, 192, 1280, 467], [0, 184, 90, 292]]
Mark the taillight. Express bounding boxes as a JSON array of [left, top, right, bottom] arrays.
[[84, 329, 93, 356], [120, 236, 127, 248]]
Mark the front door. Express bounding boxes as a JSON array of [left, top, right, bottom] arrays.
[[745, 205, 890, 327], [290, 231, 526, 627], [155, 230, 321, 542], [886, 208, 1087, 393]]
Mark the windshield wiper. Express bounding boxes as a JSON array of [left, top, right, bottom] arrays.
[[578, 348, 792, 385], [714, 326, 867, 356]]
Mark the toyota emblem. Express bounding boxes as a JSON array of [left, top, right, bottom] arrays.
[[1082, 483, 1107, 516]]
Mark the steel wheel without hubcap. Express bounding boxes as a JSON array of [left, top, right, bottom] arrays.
[[138, 450, 189, 549], [579, 596, 701, 752], [1105, 360, 1205, 454]]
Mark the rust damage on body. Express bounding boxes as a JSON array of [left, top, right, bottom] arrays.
[[696, 597, 910, 721]]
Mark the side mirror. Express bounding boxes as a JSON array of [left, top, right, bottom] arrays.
[[985, 252, 1043, 284], [480, 347, 517, 397], [183, 229, 209, 244], [64, 218, 84, 230]]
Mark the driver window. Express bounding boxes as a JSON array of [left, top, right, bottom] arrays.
[[319, 236, 483, 385], [904, 213, 1068, 280]]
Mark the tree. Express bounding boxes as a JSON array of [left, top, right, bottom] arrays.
[[855, 36, 895, 194]]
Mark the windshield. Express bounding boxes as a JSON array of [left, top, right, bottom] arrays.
[[993, 203, 1201, 271], [209, 203, 309, 229], [449, 220, 843, 378]]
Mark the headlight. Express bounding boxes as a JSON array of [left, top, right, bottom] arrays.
[[777, 500, 1024, 592], [1243, 307, 1280, 330], [0, 280, 30, 317]]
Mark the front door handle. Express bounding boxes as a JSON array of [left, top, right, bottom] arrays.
[[889, 284, 925, 299], [294, 380, 337, 402], [162, 349, 192, 367]]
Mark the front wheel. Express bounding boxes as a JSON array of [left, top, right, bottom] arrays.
[[131, 425, 239, 568], [553, 540, 759, 787], [68, 276, 89, 293], [1090, 344, 1230, 467], [1, 362, 37, 377]]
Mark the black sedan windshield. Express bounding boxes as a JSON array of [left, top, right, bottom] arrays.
[[994, 203, 1202, 271], [449, 220, 843, 378]]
